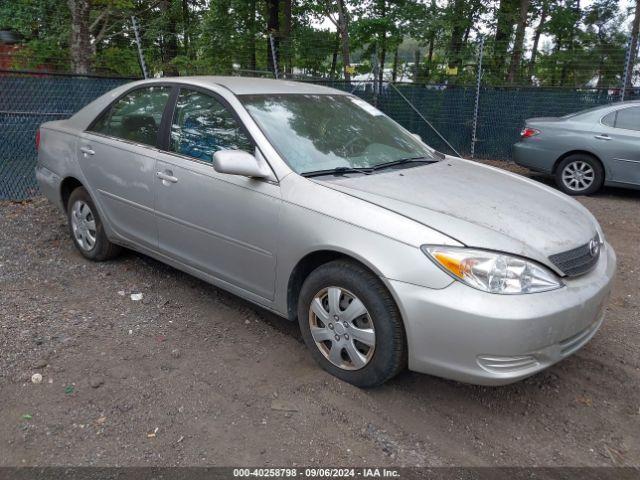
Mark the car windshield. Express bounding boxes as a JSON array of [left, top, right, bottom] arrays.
[[240, 94, 436, 175]]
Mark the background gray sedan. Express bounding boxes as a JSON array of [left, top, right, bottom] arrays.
[[513, 101, 640, 195]]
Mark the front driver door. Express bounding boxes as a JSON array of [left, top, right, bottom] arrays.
[[154, 87, 281, 301], [80, 85, 171, 249]]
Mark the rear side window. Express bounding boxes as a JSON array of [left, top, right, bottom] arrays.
[[614, 107, 640, 131], [90, 86, 171, 147], [169, 89, 253, 162]]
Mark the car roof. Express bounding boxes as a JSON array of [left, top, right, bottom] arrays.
[[557, 100, 640, 120], [147, 76, 348, 96], [64, 76, 348, 131]]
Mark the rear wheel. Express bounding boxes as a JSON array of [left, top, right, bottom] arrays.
[[555, 154, 604, 195], [297, 260, 406, 387], [67, 187, 121, 261]]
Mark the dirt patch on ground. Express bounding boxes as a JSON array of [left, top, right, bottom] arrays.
[[1, 164, 639, 467]]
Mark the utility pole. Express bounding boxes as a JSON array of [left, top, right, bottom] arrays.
[[621, 35, 633, 102], [471, 36, 485, 159], [269, 34, 279, 79], [131, 16, 148, 79]]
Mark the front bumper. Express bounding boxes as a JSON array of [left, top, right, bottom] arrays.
[[389, 242, 616, 385]]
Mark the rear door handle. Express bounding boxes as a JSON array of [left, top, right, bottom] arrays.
[[156, 171, 178, 183], [80, 146, 95, 155], [594, 134, 611, 141]]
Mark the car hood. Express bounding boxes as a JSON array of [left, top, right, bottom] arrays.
[[315, 158, 599, 274]]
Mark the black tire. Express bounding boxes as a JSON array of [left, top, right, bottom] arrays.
[[297, 260, 406, 388], [554, 154, 604, 196], [67, 186, 121, 261]]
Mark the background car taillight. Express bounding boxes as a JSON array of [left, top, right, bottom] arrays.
[[35, 129, 41, 151], [520, 127, 540, 138]]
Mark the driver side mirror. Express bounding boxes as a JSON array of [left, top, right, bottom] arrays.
[[213, 150, 273, 180], [412, 133, 422, 142]]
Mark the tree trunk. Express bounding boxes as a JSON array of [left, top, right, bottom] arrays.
[[424, 37, 434, 80], [447, 0, 466, 72], [336, 0, 351, 82], [330, 34, 339, 79], [414, 49, 421, 82], [625, 0, 640, 93], [392, 45, 399, 82], [247, 0, 257, 71], [68, 0, 92, 74], [493, 0, 517, 80], [283, 0, 293, 76], [160, 0, 179, 75], [550, 35, 562, 86], [507, 0, 530, 84], [266, 0, 280, 76], [378, 42, 386, 87], [527, 4, 547, 83], [182, 0, 190, 57]]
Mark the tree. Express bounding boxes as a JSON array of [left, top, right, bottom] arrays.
[[491, 0, 518, 80], [319, 0, 352, 81], [507, 0, 531, 83], [68, 0, 92, 73], [625, 0, 640, 93], [528, 0, 549, 83], [438, 0, 483, 82]]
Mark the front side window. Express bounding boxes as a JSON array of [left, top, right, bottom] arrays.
[[90, 86, 170, 147], [613, 107, 640, 131], [169, 89, 253, 162], [240, 94, 435, 175]]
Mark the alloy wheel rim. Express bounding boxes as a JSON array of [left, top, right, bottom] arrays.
[[308, 286, 375, 371], [561, 161, 595, 192], [70, 200, 97, 251]]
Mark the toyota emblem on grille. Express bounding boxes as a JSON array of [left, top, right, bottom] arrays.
[[589, 238, 600, 258]]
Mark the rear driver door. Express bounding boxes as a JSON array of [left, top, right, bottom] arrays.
[[598, 106, 640, 186], [79, 85, 171, 249]]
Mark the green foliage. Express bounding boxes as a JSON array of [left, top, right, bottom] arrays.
[[0, 0, 633, 87]]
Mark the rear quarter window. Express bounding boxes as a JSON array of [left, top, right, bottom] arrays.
[[601, 111, 617, 127]]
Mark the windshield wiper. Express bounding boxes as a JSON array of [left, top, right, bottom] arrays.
[[371, 156, 438, 171], [301, 166, 372, 178]]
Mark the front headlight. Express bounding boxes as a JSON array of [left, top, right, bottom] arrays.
[[422, 246, 563, 294]]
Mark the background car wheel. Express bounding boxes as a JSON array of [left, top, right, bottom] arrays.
[[555, 154, 604, 196], [67, 187, 121, 261], [297, 260, 406, 388]]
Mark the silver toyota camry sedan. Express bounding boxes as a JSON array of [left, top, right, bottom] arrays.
[[36, 77, 616, 387]]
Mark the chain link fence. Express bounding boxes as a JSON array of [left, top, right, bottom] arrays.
[[0, 72, 129, 200], [0, 69, 638, 200]]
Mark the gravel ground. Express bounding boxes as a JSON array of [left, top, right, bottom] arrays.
[[0, 164, 639, 467]]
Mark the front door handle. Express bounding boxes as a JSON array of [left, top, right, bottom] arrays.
[[594, 134, 611, 141], [80, 146, 95, 155], [156, 171, 178, 184]]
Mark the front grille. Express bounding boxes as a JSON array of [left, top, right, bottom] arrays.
[[549, 235, 601, 277]]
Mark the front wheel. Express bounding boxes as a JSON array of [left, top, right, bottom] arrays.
[[555, 154, 604, 195], [297, 260, 406, 387]]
